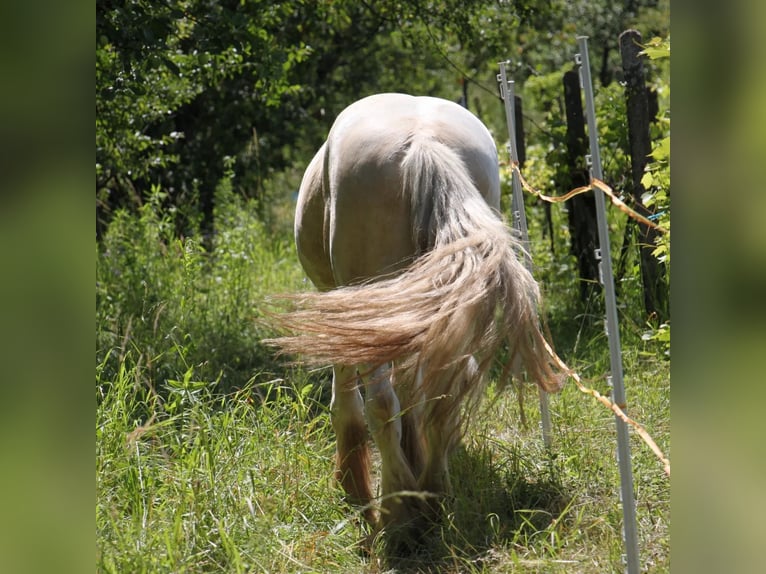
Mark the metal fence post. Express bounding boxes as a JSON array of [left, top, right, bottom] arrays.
[[576, 35, 641, 574], [497, 61, 553, 449]]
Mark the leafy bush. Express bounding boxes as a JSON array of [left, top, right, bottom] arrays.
[[639, 36, 671, 353], [96, 170, 305, 398]]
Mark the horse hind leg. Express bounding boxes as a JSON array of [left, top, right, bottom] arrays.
[[419, 396, 458, 498], [392, 360, 426, 481], [331, 364, 377, 527], [419, 356, 479, 497], [362, 363, 425, 544]]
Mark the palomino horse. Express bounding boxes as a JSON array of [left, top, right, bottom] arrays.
[[270, 93, 564, 545]]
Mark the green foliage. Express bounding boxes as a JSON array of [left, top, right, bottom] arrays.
[[639, 35, 671, 262], [96, 173, 305, 396], [96, 0, 316, 231], [96, 0, 670, 234], [639, 36, 671, 351]]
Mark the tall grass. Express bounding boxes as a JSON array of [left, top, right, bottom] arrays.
[[96, 173, 669, 572], [97, 356, 366, 572], [96, 174, 306, 396]]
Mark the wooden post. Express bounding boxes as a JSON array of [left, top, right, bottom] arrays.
[[619, 29, 668, 321], [513, 95, 526, 167], [562, 69, 600, 302]]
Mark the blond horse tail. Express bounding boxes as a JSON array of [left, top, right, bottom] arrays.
[[267, 136, 565, 396]]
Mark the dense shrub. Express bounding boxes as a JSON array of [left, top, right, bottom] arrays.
[[96, 171, 305, 396]]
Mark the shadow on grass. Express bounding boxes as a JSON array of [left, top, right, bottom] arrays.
[[378, 444, 571, 573]]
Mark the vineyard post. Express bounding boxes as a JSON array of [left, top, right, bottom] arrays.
[[619, 28, 668, 320]]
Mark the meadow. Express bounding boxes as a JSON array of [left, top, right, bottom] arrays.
[[96, 175, 669, 572]]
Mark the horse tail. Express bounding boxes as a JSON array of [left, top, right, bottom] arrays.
[[267, 136, 565, 396]]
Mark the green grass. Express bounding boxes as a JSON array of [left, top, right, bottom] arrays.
[[97, 365, 355, 573], [96, 180, 669, 572], [96, 353, 669, 572]]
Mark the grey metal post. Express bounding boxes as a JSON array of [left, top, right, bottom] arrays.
[[497, 61, 553, 449], [576, 36, 640, 574]]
